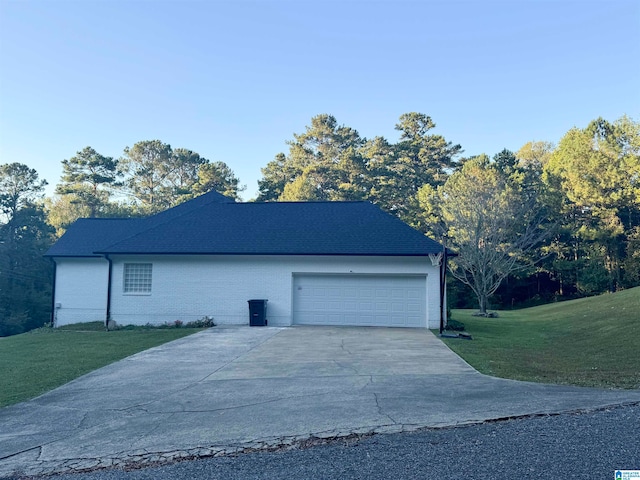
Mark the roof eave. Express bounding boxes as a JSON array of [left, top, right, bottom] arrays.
[[44, 254, 106, 258], [92, 251, 437, 257]]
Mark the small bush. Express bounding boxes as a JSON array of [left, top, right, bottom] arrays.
[[185, 316, 216, 328], [118, 324, 155, 331], [156, 317, 215, 329]]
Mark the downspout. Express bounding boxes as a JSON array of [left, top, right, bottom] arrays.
[[105, 254, 113, 330], [49, 258, 57, 327], [439, 240, 447, 335]]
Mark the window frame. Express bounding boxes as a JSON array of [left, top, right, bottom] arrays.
[[123, 263, 153, 295]]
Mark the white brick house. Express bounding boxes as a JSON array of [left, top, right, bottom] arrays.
[[46, 191, 448, 329]]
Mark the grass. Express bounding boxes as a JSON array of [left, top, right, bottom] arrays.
[[440, 286, 640, 389], [0, 322, 204, 408]]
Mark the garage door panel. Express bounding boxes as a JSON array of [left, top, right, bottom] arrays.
[[391, 289, 406, 299], [328, 301, 344, 311], [293, 274, 426, 328], [375, 288, 390, 298], [359, 288, 374, 299], [343, 302, 358, 312], [375, 302, 390, 312], [407, 289, 422, 299], [327, 287, 341, 297], [343, 287, 357, 297], [392, 302, 406, 313], [374, 314, 390, 325], [359, 301, 374, 311], [407, 303, 422, 313]]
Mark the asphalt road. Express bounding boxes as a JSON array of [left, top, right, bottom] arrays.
[[16, 403, 637, 480]]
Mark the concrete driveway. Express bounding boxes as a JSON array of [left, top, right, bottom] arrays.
[[2, 326, 640, 477]]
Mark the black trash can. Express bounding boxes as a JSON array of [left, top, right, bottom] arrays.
[[248, 299, 268, 326]]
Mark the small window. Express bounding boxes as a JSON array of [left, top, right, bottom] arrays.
[[123, 263, 152, 294]]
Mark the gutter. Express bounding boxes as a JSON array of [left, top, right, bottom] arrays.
[[49, 258, 57, 327], [438, 246, 458, 334], [439, 242, 446, 335], [92, 250, 444, 257]]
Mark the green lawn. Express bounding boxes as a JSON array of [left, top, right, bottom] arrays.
[[0, 323, 204, 408], [440, 286, 640, 389]]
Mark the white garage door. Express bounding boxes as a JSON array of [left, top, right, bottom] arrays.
[[292, 274, 426, 328]]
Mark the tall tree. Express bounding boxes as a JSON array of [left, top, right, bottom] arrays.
[[45, 195, 91, 237], [257, 112, 461, 221], [257, 153, 295, 201], [394, 112, 461, 188], [366, 113, 462, 226], [0, 163, 47, 222], [361, 136, 401, 211], [257, 114, 367, 202], [516, 141, 554, 171], [120, 140, 176, 213], [120, 141, 235, 212], [194, 161, 244, 200], [170, 148, 208, 199], [0, 163, 53, 336], [396, 114, 460, 190], [543, 116, 640, 292], [55, 147, 119, 217], [420, 155, 552, 313]]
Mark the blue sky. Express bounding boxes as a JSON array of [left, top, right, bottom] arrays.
[[1, 0, 638, 200]]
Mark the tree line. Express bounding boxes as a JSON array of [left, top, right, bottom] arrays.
[[257, 113, 639, 312], [1, 114, 638, 335], [46, 141, 245, 236]]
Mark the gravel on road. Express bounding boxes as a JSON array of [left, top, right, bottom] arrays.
[[10, 403, 640, 480]]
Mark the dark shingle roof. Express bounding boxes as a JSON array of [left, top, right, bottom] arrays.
[[149, 189, 235, 222], [46, 192, 444, 257], [98, 201, 442, 256], [44, 218, 144, 257], [45, 189, 234, 257]]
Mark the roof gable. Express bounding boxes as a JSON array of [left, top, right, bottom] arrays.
[[147, 189, 235, 224], [45, 190, 234, 257]]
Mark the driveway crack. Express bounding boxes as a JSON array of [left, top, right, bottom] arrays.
[[177, 390, 337, 414], [0, 445, 42, 462], [333, 359, 360, 375], [198, 329, 285, 383], [373, 392, 397, 424], [130, 412, 177, 448]]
